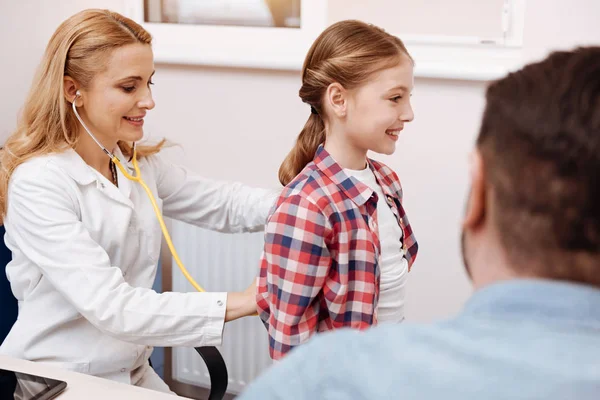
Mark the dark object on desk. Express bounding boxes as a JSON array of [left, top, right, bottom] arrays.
[[0, 368, 67, 400]]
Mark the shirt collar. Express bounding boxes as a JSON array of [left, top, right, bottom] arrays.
[[313, 145, 396, 207], [313, 145, 374, 206], [462, 278, 600, 327]]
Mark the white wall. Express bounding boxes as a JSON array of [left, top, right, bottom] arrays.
[[1, 0, 599, 323]]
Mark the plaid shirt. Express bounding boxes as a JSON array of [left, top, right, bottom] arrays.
[[256, 146, 418, 360]]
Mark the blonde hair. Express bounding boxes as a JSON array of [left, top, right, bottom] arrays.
[[278, 20, 413, 186], [0, 9, 164, 223]]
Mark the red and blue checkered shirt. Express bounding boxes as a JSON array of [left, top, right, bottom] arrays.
[[256, 146, 418, 360]]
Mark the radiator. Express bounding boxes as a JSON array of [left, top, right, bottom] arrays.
[[167, 219, 273, 395]]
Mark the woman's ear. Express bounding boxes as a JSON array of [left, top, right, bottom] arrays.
[[63, 77, 81, 105], [324, 82, 347, 118]]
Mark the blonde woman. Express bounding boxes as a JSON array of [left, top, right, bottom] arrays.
[[0, 9, 277, 392]]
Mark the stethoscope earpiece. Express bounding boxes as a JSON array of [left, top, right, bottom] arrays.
[[73, 90, 81, 105]]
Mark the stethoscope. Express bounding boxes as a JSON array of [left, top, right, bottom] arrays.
[[72, 92, 235, 400], [71, 91, 206, 293]]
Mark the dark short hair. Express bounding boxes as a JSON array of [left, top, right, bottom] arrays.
[[476, 46, 600, 286]]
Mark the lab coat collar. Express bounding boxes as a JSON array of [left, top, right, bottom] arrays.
[[49, 148, 135, 208], [49, 149, 97, 185]]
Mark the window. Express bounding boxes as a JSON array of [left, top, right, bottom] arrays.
[[127, 0, 326, 69], [128, 0, 525, 80], [328, 0, 526, 80]]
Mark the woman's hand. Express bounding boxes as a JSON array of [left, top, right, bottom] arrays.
[[225, 279, 258, 322]]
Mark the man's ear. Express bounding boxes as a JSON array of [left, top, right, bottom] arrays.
[[463, 149, 486, 230]]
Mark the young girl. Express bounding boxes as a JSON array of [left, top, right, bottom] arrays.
[[256, 20, 419, 360]]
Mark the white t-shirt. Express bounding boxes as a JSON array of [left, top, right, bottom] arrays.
[[344, 166, 409, 323]]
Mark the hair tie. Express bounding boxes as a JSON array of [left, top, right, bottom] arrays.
[[310, 106, 318, 115]]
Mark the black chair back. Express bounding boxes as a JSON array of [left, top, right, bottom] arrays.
[[0, 225, 17, 345]]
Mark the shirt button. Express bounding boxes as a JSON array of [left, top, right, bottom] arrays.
[[120, 368, 126, 373], [217, 300, 223, 306]]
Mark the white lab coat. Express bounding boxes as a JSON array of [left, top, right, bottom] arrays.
[[0, 147, 278, 384]]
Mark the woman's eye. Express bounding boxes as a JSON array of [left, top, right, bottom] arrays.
[[122, 86, 135, 93]]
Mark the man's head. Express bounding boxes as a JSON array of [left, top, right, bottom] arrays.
[[462, 47, 600, 289]]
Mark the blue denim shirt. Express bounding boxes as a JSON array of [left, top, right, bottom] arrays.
[[240, 279, 600, 399]]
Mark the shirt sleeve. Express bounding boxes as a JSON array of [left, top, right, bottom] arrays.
[[256, 194, 332, 360], [148, 152, 280, 233], [5, 163, 227, 347]]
